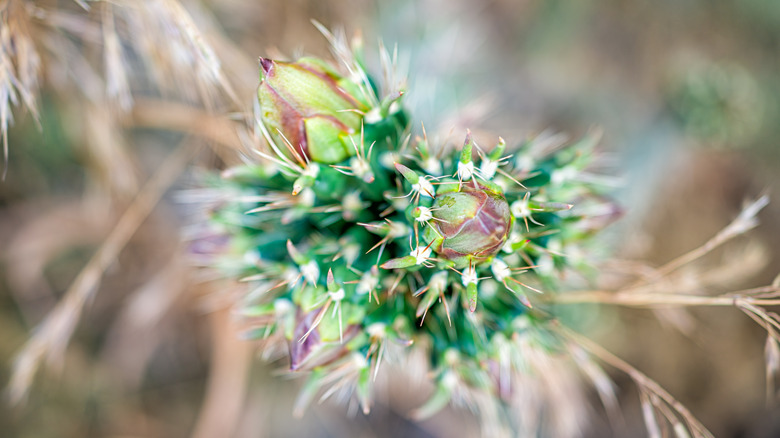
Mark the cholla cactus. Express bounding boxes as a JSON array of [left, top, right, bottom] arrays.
[[203, 32, 616, 435]]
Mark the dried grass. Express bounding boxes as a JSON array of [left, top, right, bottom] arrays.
[[7, 140, 197, 403], [560, 325, 714, 438], [4, 201, 113, 321], [5, 0, 252, 406], [0, 0, 41, 178], [553, 195, 777, 436]]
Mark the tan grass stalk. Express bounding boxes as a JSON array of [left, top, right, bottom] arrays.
[[553, 288, 780, 308], [102, 4, 133, 112], [624, 195, 769, 290], [1, 0, 41, 178], [558, 324, 714, 438]]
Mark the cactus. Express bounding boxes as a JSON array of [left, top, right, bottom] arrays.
[[203, 34, 617, 433]]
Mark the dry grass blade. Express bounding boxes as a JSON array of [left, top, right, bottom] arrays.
[[116, 0, 240, 108], [558, 324, 715, 438], [629, 195, 769, 288], [736, 302, 780, 339], [102, 4, 132, 112], [7, 140, 198, 404], [159, 0, 240, 106], [554, 197, 777, 312], [735, 301, 780, 406], [570, 344, 624, 434], [84, 104, 139, 197], [639, 391, 662, 438], [764, 335, 780, 405], [557, 281, 780, 417], [0, 0, 42, 178], [553, 288, 780, 308]]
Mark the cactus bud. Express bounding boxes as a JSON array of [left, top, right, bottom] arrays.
[[423, 182, 512, 267], [258, 57, 369, 164]]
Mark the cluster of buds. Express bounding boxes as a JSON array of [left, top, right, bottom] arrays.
[[202, 36, 618, 434]]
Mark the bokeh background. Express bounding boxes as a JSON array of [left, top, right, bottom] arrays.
[[1, 0, 779, 437]]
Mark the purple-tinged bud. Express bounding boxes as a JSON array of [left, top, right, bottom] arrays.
[[423, 182, 512, 267], [258, 57, 369, 164], [289, 307, 360, 371]]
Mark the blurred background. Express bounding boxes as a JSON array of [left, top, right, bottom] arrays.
[[1, 0, 779, 436]]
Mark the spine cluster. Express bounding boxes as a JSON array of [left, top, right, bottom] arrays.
[[204, 37, 616, 427]]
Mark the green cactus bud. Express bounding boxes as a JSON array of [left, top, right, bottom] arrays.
[[423, 182, 512, 268], [258, 57, 369, 164]]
